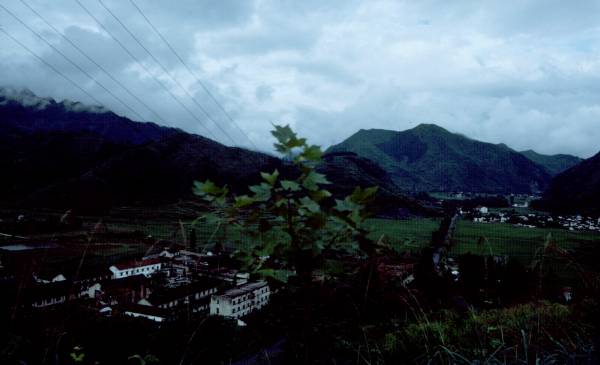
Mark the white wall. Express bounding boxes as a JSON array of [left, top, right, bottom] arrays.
[[210, 284, 270, 319]]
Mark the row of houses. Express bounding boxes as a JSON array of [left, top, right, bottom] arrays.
[[466, 207, 600, 232]]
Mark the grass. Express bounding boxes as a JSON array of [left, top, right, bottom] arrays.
[[366, 218, 441, 253], [101, 217, 443, 255], [451, 219, 600, 261], [4, 208, 599, 279], [391, 302, 595, 364]]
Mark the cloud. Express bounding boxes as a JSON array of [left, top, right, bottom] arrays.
[[1, 0, 600, 157]]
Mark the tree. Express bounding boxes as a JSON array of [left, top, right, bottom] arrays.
[[192, 125, 381, 284]]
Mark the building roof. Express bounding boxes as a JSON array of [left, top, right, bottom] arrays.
[[103, 274, 149, 290], [123, 304, 170, 318], [111, 257, 161, 271], [147, 277, 222, 305], [142, 241, 185, 259], [216, 281, 268, 299]]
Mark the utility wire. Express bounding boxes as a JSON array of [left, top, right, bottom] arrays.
[[19, 0, 167, 125], [0, 26, 102, 106], [0, 3, 146, 121], [96, 0, 239, 147], [74, 0, 218, 140], [128, 0, 260, 151]]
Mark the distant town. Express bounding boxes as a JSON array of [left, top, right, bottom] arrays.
[[423, 192, 600, 232]]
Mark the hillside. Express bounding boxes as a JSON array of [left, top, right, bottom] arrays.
[[0, 87, 180, 144], [317, 152, 434, 216], [327, 124, 552, 193], [0, 128, 281, 212], [520, 149, 582, 176], [1, 88, 418, 213], [0, 89, 279, 210], [534, 151, 600, 215]]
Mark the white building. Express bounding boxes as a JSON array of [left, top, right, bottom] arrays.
[[124, 304, 169, 323], [210, 281, 270, 319], [138, 278, 220, 314], [109, 258, 162, 279]]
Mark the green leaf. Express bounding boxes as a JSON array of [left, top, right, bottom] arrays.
[[310, 189, 332, 202], [281, 180, 301, 191], [302, 171, 330, 191], [271, 124, 307, 154], [349, 186, 378, 204], [334, 198, 360, 212], [299, 197, 320, 213], [300, 145, 323, 162], [249, 182, 272, 201], [196, 212, 222, 226], [260, 169, 280, 186], [193, 180, 218, 195], [234, 195, 255, 208], [271, 124, 296, 144], [192, 180, 228, 202], [286, 137, 306, 149]]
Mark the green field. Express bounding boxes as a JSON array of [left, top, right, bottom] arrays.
[[451, 219, 600, 260], [100, 216, 443, 254], [366, 218, 440, 253], [4, 208, 599, 278]]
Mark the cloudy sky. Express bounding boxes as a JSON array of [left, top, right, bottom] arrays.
[[1, 0, 600, 157]]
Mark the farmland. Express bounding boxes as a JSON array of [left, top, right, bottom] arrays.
[[451, 219, 600, 259], [3, 207, 600, 278]]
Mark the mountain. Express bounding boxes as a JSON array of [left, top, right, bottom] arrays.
[[317, 151, 433, 215], [0, 88, 281, 211], [519, 150, 582, 176], [534, 151, 600, 215], [318, 152, 401, 198], [1, 88, 419, 214], [326, 124, 552, 194], [0, 87, 180, 144]]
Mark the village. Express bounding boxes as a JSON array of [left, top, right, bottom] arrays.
[[464, 205, 600, 232], [0, 239, 273, 326]]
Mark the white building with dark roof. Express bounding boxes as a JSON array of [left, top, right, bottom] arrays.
[[124, 304, 170, 323], [138, 278, 221, 314], [109, 258, 162, 279], [210, 281, 270, 319]]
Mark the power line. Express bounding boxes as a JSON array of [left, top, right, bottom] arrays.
[[19, 0, 167, 125], [96, 0, 240, 147], [128, 0, 260, 151], [0, 26, 102, 106], [74, 0, 218, 140], [0, 2, 146, 121]]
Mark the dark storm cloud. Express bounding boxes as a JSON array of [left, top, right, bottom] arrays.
[[1, 0, 600, 157]]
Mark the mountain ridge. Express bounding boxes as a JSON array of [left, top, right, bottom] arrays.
[[326, 124, 564, 193], [0, 88, 414, 213], [534, 150, 600, 215], [519, 149, 582, 176]]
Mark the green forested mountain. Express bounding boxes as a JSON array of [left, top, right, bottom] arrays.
[[327, 124, 552, 193], [535, 151, 600, 215], [519, 149, 582, 176]]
